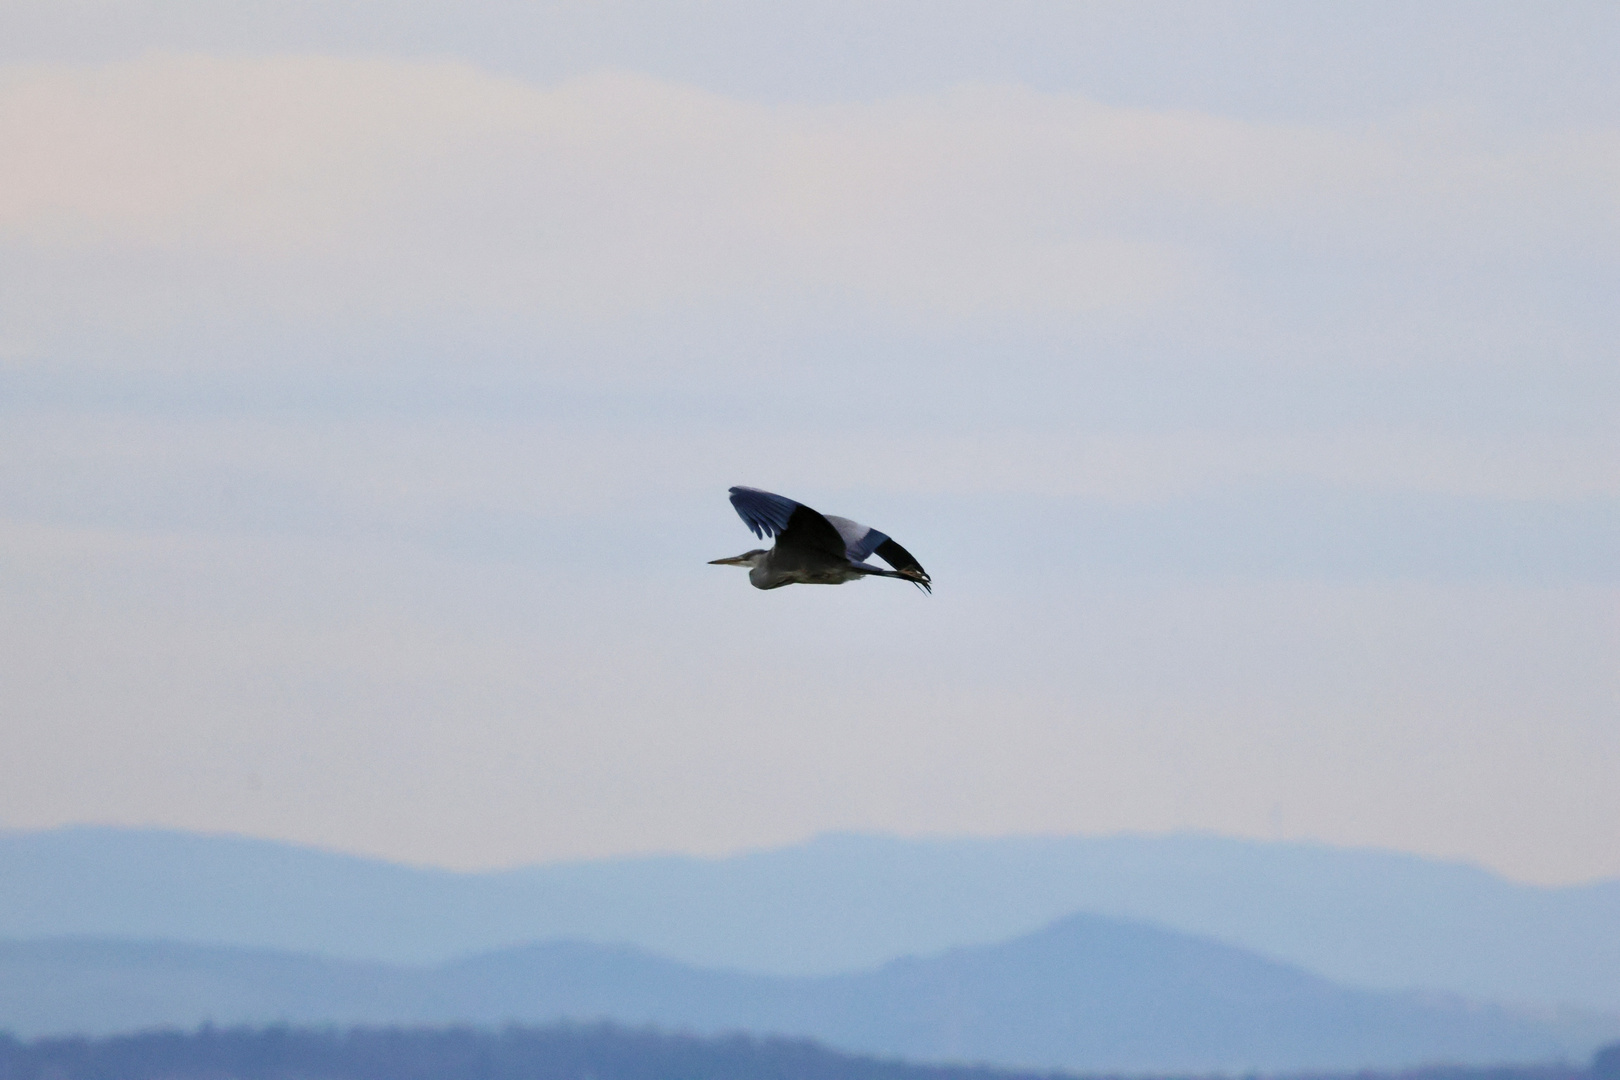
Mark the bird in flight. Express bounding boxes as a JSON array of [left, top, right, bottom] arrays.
[[710, 486, 932, 593]]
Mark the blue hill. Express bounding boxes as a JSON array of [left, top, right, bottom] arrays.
[[2, 827, 1617, 1012], [3, 916, 1617, 1072]]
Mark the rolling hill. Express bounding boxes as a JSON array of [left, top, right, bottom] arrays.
[[3, 915, 1617, 1073], [2, 827, 1618, 1012]]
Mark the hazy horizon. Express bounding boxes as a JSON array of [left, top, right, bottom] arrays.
[[11, 819, 1619, 887]]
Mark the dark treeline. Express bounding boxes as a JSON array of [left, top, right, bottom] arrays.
[[0, 1025, 1077, 1080], [0, 1025, 1615, 1080]]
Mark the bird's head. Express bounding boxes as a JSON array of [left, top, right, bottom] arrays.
[[709, 549, 768, 568]]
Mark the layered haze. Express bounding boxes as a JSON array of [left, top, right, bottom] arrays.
[[0, 2, 1615, 882]]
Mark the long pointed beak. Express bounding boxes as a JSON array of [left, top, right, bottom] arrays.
[[709, 555, 751, 565]]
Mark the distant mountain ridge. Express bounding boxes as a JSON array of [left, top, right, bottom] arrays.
[[4, 916, 1618, 1073], [3, 827, 1619, 1011]]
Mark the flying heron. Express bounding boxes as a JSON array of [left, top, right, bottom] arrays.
[[710, 486, 932, 593]]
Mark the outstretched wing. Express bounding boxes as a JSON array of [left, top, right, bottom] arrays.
[[827, 513, 931, 592], [824, 515, 889, 562], [728, 486, 847, 559]]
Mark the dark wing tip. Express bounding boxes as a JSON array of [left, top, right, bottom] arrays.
[[874, 537, 931, 593], [875, 537, 927, 575]]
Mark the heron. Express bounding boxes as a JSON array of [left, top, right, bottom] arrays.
[[710, 486, 932, 593]]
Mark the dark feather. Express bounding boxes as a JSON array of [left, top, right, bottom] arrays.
[[875, 537, 929, 581], [780, 503, 852, 560]]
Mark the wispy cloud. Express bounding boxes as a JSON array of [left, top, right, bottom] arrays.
[[3, 57, 1615, 371]]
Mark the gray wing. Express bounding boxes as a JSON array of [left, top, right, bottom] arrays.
[[824, 515, 890, 562], [827, 513, 931, 590], [728, 486, 798, 540]]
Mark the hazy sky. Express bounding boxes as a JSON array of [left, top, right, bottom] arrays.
[[1, 1, 1615, 884]]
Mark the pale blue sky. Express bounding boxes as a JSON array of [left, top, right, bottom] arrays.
[[1, 1, 1615, 882]]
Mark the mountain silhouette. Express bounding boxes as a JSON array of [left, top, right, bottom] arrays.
[[4, 913, 1616, 1072], [4, 827, 1618, 1012]]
